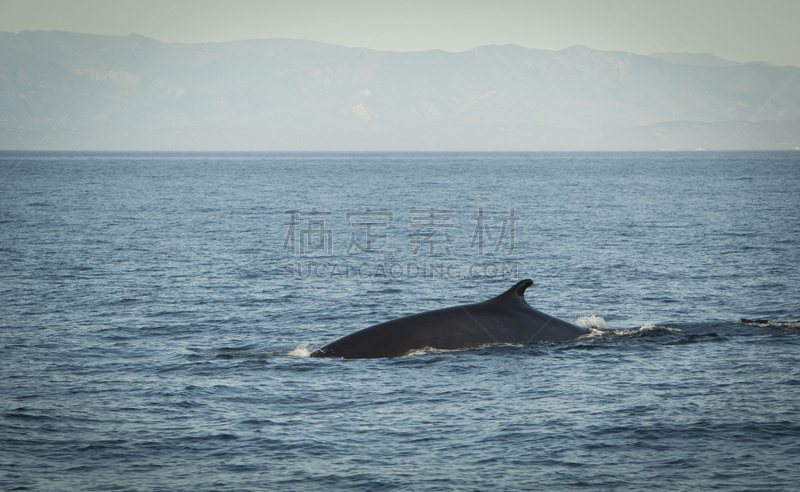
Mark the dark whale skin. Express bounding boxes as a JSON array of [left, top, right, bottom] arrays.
[[310, 279, 589, 359]]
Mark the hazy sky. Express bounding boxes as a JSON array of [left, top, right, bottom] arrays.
[[2, 0, 799, 66]]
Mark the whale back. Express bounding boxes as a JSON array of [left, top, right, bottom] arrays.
[[310, 279, 588, 359]]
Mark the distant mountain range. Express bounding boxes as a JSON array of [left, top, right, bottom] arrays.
[[1, 30, 798, 151]]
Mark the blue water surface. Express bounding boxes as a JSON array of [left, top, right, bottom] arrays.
[[1, 151, 799, 491]]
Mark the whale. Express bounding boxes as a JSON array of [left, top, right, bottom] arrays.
[[310, 279, 589, 359]]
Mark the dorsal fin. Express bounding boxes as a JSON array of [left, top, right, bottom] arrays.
[[496, 279, 533, 301]]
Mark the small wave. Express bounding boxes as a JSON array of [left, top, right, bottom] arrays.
[[404, 346, 441, 357], [738, 318, 800, 328], [629, 324, 682, 335], [588, 324, 683, 338], [639, 323, 677, 332], [367, 288, 403, 295], [575, 315, 607, 330], [288, 343, 313, 357], [404, 343, 526, 358], [402, 346, 467, 357]]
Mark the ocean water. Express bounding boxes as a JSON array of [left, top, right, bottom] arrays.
[[1, 151, 799, 491]]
